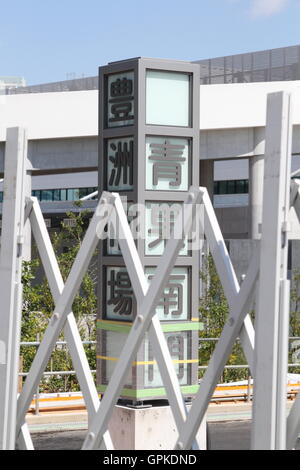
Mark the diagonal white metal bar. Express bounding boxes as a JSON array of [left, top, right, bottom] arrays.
[[201, 188, 255, 372], [17, 197, 113, 449], [272, 181, 300, 448], [291, 168, 300, 178], [202, 189, 239, 304], [238, 315, 255, 370], [174, 244, 259, 450], [81, 187, 203, 450], [287, 187, 300, 448], [287, 390, 300, 449], [17, 423, 34, 450], [113, 193, 200, 449], [16, 192, 116, 432], [286, 188, 300, 448], [291, 179, 300, 221]]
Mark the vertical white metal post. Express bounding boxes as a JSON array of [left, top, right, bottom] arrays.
[[0, 128, 28, 450], [23, 162, 32, 262], [251, 92, 292, 450]]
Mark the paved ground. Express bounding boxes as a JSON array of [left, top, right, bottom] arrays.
[[32, 429, 85, 450], [31, 421, 300, 450], [26, 402, 257, 433], [26, 403, 299, 450]]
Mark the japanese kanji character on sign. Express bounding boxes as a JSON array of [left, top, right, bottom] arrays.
[[108, 75, 134, 126], [107, 268, 133, 317], [149, 140, 185, 188], [108, 139, 134, 189]]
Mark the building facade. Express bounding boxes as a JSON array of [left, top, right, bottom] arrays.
[[0, 76, 26, 94], [1, 46, 300, 239]]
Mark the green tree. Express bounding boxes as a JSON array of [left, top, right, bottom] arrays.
[[290, 268, 300, 336], [199, 254, 248, 383], [21, 205, 97, 393]]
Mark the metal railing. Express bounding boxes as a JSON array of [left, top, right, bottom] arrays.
[[198, 337, 300, 403], [19, 340, 96, 414], [19, 337, 300, 413]]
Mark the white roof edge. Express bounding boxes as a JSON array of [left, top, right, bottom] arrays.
[[1, 81, 300, 142]]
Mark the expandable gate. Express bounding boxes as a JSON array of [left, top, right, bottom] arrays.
[[1, 91, 300, 450]]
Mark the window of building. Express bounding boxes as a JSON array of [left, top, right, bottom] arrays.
[[31, 187, 97, 202], [214, 179, 249, 195]]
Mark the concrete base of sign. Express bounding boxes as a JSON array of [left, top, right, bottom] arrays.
[[108, 404, 207, 450]]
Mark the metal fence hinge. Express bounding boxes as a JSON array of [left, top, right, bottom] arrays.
[[17, 235, 24, 258]]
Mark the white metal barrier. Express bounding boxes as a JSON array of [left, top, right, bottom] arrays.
[[1, 90, 300, 450]]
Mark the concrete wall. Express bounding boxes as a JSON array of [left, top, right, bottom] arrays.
[[28, 137, 98, 172], [226, 239, 259, 281], [216, 207, 250, 239], [214, 158, 248, 181], [292, 241, 300, 270], [31, 171, 98, 190], [0, 137, 98, 175], [0, 90, 98, 141], [214, 194, 248, 208], [224, 239, 300, 282], [0, 143, 4, 173], [200, 80, 300, 130]]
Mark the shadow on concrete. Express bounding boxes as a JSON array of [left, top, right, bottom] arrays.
[[32, 421, 300, 450]]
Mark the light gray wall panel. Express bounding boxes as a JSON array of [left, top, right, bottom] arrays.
[[28, 137, 98, 170], [214, 158, 249, 180], [0, 143, 4, 173], [32, 171, 98, 190], [200, 128, 254, 160]]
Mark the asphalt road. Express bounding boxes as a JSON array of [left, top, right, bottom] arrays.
[[31, 421, 300, 450]]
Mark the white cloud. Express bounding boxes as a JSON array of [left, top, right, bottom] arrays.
[[250, 0, 289, 17]]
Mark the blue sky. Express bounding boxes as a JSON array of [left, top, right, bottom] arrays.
[[1, 0, 300, 85]]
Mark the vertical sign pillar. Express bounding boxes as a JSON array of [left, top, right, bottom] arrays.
[[98, 58, 200, 403]]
